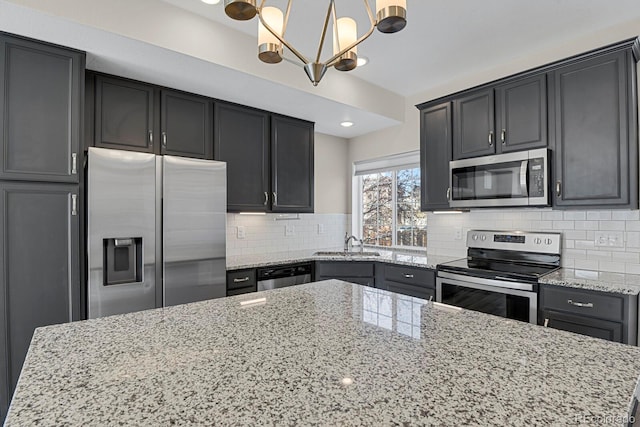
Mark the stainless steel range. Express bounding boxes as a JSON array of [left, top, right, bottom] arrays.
[[436, 230, 561, 324]]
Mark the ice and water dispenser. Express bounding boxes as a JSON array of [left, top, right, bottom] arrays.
[[102, 237, 143, 286]]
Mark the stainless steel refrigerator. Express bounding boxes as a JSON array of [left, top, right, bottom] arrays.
[[87, 147, 226, 319]]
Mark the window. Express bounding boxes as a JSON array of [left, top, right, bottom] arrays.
[[353, 151, 426, 249]]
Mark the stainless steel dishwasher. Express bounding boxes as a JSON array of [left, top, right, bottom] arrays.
[[257, 263, 313, 291]]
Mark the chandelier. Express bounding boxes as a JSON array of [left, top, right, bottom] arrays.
[[223, 0, 407, 86]]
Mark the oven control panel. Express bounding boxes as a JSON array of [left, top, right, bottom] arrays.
[[467, 230, 561, 254]]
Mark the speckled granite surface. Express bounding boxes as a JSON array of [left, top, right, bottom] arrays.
[[227, 247, 458, 270], [6, 280, 640, 426], [540, 269, 640, 295]]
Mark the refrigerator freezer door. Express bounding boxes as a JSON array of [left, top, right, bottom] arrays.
[[88, 148, 157, 319], [162, 156, 227, 306]]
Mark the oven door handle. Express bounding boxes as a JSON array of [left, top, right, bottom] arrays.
[[520, 160, 529, 197], [437, 271, 535, 292]]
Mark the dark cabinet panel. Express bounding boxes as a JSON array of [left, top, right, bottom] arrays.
[[453, 89, 495, 159], [419, 102, 452, 211], [271, 115, 314, 213], [160, 90, 212, 159], [227, 268, 257, 295], [94, 75, 155, 153], [0, 182, 80, 419], [0, 35, 83, 183], [315, 261, 375, 287], [386, 280, 435, 300], [551, 50, 638, 208], [495, 74, 547, 152], [541, 310, 623, 343], [214, 102, 270, 212]]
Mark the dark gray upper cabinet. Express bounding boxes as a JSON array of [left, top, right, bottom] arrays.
[[214, 102, 270, 212], [94, 75, 155, 153], [495, 74, 547, 152], [271, 115, 314, 213], [0, 34, 84, 183], [419, 102, 452, 211], [551, 49, 638, 208], [160, 90, 212, 159], [453, 88, 495, 159], [0, 182, 80, 419]]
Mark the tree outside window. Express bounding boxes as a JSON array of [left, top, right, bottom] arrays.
[[360, 167, 426, 248]]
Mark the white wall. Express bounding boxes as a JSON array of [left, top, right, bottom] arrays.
[[315, 133, 350, 214]]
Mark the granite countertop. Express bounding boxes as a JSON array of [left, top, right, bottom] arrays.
[[227, 247, 459, 270], [540, 269, 640, 295], [6, 280, 640, 426]]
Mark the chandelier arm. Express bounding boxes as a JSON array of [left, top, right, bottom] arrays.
[[314, 0, 335, 64], [323, 0, 376, 67], [281, 0, 292, 38], [257, 5, 309, 65]]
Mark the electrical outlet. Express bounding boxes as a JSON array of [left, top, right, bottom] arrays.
[[318, 224, 325, 234], [594, 231, 624, 248], [237, 226, 245, 239], [454, 228, 463, 240], [285, 224, 295, 236]]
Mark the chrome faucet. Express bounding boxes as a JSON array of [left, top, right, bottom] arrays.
[[344, 233, 362, 252]]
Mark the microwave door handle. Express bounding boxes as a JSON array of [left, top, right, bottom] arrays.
[[520, 160, 529, 197]]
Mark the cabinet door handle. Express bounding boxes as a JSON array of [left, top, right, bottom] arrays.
[[543, 318, 549, 327], [162, 132, 167, 147], [488, 131, 494, 146], [149, 131, 153, 146], [555, 181, 562, 197], [71, 153, 77, 174], [501, 129, 506, 145], [233, 277, 250, 283], [567, 299, 593, 308], [446, 187, 451, 201], [273, 192, 277, 206], [264, 192, 269, 206], [71, 194, 77, 216], [403, 274, 414, 279]]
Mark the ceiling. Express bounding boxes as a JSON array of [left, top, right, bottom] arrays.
[[1, 0, 640, 139], [161, 0, 640, 96]]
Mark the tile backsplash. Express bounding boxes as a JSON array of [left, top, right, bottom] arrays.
[[426, 209, 640, 274], [226, 213, 350, 257]]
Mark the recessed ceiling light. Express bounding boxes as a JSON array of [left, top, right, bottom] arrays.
[[201, 0, 220, 4], [340, 121, 354, 128], [357, 56, 369, 67]]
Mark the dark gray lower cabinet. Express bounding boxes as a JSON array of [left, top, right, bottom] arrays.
[[378, 265, 436, 300], [226, 269, 257, 296], [539, 284, 637, 344], [315, 262, 375, 287], [0, 182, 80, 420]]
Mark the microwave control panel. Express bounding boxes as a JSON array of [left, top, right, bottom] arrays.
[[528, 157, 545, 197]]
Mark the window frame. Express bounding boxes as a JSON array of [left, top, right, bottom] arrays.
[[352, 151, 424, 250]]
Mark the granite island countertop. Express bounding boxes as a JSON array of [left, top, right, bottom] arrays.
[[227, 247, 458, 270], [6, 280, 640, 426]]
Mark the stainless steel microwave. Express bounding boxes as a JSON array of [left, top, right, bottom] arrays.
[[449, 148, 550, 208]]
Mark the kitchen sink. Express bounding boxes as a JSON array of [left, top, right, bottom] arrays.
[[313, 251, 381, 257]]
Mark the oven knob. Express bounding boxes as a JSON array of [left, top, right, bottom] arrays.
[[534, 237, 542, 245], [545, 238, 553, 245], [472, 234, 478, 241], [480, 235, 487, 241]]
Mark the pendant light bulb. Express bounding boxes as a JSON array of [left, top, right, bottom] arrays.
[[258, 6, 284, 64], [224, 0, 257, 21], [333, 17, 358, 72], [376, 0, 407, 33]]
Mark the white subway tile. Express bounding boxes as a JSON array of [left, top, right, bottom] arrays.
[[563, 212, 586, 220], [626, 221, 640, 231], [599, 221, 625, 231], [612, 211, 640, 221], [552, 220, 574, 230], [597, 261, 626, 273], [542, 211, 564, 221], [574, 259, 595, 270], [586, 250, 612, 261], [574, 240, 595, 249], [625, 264, 640, 275], [574, 221, 599, 230], [587, 211, 612, 221]]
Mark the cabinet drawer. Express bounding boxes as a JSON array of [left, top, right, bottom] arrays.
[[384, 265, 435, 287], [386, 280, 435, 301], [541, 309, 623, 343], [315, 262, 374, 278], [227, 269, 256, 291], [540, 286, 625, 322]]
